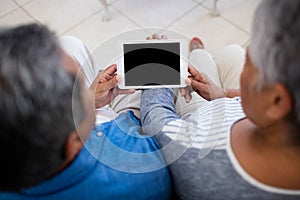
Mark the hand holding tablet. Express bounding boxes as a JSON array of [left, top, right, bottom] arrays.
[[117, 39, 188, 89]]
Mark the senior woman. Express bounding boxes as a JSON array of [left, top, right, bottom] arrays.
[[140, 0, 300, 199]]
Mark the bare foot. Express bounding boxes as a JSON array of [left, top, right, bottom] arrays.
[[189, 37, 205, 52]]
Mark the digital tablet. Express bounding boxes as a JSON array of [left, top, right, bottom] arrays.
[[117, 39, 188, 89]]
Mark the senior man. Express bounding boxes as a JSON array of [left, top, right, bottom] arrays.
[[0, 24, 171, 199]]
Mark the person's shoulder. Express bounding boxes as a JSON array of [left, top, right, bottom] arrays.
[[85, 111, 163, 160]]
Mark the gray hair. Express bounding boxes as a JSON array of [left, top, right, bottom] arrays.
[[249, 0, 300, 126], [0, 24, 85, 190]]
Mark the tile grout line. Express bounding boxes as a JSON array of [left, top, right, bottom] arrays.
[[163, 4, 200, 33], [111, 6, 145, 31], [59, 9, 103, 36], [242, 38, 250, 48], [191, 0, 202, 5], [10, 0, 108, 36], [9, 0, 250, 39], [0, 0, 35, 20], [199, 0, 208, 5], [219, 16, 250, 35], [12, 0, 42, 24], [111, 1, 202, 36], [16, 0, 35, 7], [0, 6, 19, 20], [200, 3, 251, 35], [60, 0, 123, 36]]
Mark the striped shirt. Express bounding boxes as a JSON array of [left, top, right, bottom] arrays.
[[163, 97, 245, 151], [141, 88, 300, 200]]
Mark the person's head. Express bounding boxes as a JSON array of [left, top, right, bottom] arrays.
[[241, 0, 300, 132], [0, 24, 95, 191]]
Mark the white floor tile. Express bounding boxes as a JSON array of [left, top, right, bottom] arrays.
[[242, 38, 250, 48], [0, 8, 35, 27], [90, 27, 194, 71], [0, 0, 256, 70], [203, 0, 261, 33], [112, 0, 197, 29], [0, 0, 18, 18], [63, 8, 144, 69], [14, 0, 33, 6], [91, 27, 151, 70], [194, 0, 206, 4], [63, 8, 139, 51], [169, 5, 249, 55], [23, 0, 103, 34]]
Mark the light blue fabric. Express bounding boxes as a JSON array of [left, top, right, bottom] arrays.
[[141, 88, 179, 136], [0, 111, 172, 200]]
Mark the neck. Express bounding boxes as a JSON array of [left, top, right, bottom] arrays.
[[253, 120, 300, 149]]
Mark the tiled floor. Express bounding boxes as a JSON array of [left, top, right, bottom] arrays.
[[0, 0, 261, 68]]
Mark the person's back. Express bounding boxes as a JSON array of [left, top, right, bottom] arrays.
[[140, 0, 300, 199], [0, 24, 172, 199]]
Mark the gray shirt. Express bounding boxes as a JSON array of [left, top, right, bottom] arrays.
[[140, 88, 300, 200]]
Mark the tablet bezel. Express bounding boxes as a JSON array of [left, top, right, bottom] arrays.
[[117, 39, 188, 89]]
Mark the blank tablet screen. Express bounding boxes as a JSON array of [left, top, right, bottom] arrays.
[[123, 42, 180, 86]]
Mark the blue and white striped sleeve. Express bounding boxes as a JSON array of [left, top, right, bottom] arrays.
[[140, 88, 180, 136]]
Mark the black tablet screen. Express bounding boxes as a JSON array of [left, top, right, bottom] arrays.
[[123, 42, 180, 86]]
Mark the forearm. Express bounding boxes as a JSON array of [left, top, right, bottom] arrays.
[[140, 89, 180, 135], [224, 89, 240, 98]]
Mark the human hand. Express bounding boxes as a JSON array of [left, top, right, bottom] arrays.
[[180, 84, 194, 103], [90, 64, 135, 108], [185, 65, 225, 101], [147, 34, 196, 103], [146, 33, 168, 40]]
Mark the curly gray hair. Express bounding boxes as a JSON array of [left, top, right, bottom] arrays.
[[249, 0, 300, 127]]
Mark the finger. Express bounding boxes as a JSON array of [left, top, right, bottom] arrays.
[[185, 78, 192, 86], [98, 75, 120, 91], [117, 88, 136, 95], [188, 65, 205, 82], [185, 92, 192, 103], [180, 88, 186, 96], [180, 88, 192, 103], [100, 74, 115, 83], [190, 79, 207, 93], [97, 64, 117, 83], [152, 33, 160, 39], [188, 65, 201, 77], [161, 34, 168, 39], [102, 64, 117, 78]]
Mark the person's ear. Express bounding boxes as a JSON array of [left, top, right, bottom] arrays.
[[266, 83, 292, 121], [64, 131, 83, 162]]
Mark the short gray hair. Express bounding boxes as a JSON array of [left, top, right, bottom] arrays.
[[0, 24, 85, 190], [249, 0, 300, 126]]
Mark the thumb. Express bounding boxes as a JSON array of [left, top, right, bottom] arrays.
[[190, 79, 206, 93], [99, 75, 121, 91]]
